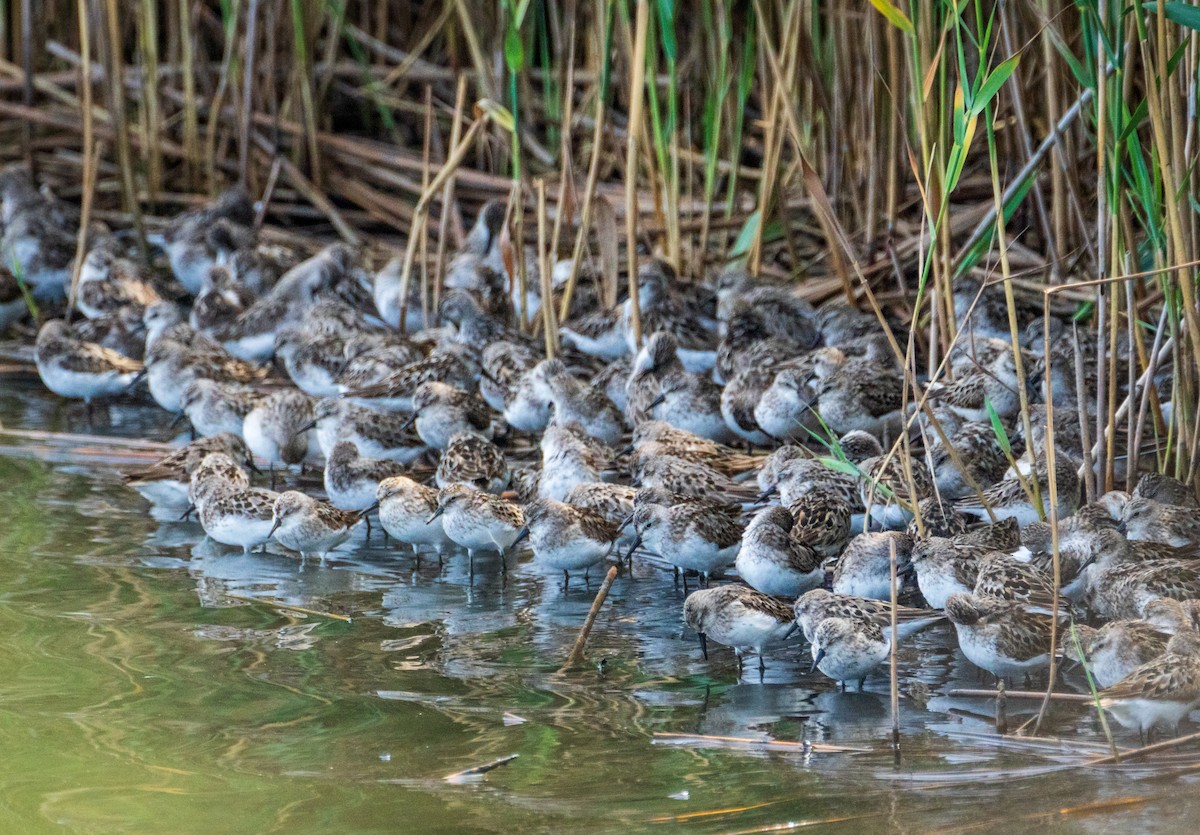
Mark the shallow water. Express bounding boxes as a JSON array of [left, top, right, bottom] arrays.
[[1, 376, 1198, 833]]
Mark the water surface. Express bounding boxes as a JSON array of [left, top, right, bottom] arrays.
[[1, 376, 1196, 833]]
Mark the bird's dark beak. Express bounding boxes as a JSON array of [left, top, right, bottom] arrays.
[[810, 648, 826, 674], [179, 504, 196, 522], [757, 490, 772, 503], [360, 502, 379, 516], [1116, 521, 1127, 534], [627, 533, 642, 556], [400, 412, 417, 431], [616, 513, 633, 532], [621, 443, 635, 456], [426, 506, 445, 524], [294, 419, 317, 437], [169, 412, 188, 430], [784, 622, 799, 640], [698, 632, 708, 660], [512, 525, 530, 547], [649, 393, 666, 410], [268, 518, 281, 538]]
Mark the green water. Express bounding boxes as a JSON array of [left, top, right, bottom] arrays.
[[1, 379, 1197, 833]]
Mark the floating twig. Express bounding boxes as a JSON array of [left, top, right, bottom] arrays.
[[652, 732, 869, 754], [443, 754, 518, 783], [221, 592, 353, 623]]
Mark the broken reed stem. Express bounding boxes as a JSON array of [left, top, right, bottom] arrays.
[[1084, 728, 1200, 767], [947, 689, 1091, 702], [623, 0, 650, 348], [558, 565, 618, 672]]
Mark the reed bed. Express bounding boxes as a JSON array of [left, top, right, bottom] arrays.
[[8, 2, 1198, 488]]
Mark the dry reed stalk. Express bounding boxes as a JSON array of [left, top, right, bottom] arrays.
[[432, 75, 469, 325], [536, 178, 556, 358], [622, 0, 650, 345]]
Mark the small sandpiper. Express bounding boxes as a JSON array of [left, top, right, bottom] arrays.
[[1143, 598, 1200, 634], [194, 473, 279, 553], [527, 358, 626, 445], [1099, 630, 1200, 742], [793, 588, 945, 644], [323, 440, 407, 516], [243, 390, 315, 476], [374, 476, 453, 556], [682, 585, 798, 676], [628, 421, 760, 477], [831, 531, 914, 601], [35, 320, 143, 404], [735, 506, 823, 598], [632, 454, 760, 504], [908, 536, 984, 609], [408, 381, 493, 451], [123, 433, 254, 509], [754, 367, 820, 443], [435, 432, 509, 494], [788, 493, 853, 559], [74, 236, 162, 320], [955, 454, 1080, 527], [307, 398, 426, 464], [539, 420, 615, 499], [1132, 471, 1198, 508], [944, 593, 1054, 683], [269, 491, 361, 561], [1120, 496, 1200, 548], [429, 485, 526, 570], [158, 187, 255, 295], [516, 498, 619, 586], [809, 616, 891, 691], [179, 379, 263, 439], [629, 495, 742, 588], [1069, 620, 1171, 689], [809, 347, 905, 439]]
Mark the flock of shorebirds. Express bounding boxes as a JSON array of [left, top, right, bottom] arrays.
[[6, 164, 1200, 744]]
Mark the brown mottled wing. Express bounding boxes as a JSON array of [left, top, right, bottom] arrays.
[[994, 606, 1054, 661], [577, 507, 619, 544], [689, 508, 743, 549], [568, 307, 621, 338], [739, 589, 796, 623], [317, 502, 361, 531], [841, 366, 904, 417], [931, 372, 988, 411], [64, 342, 144, 375], [958, 517, 1021, 550], [465, 393, 494, 432], [1101, 654, 1200, 702]]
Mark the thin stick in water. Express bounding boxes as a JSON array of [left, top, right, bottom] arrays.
[[558, 566, 618, 672]]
